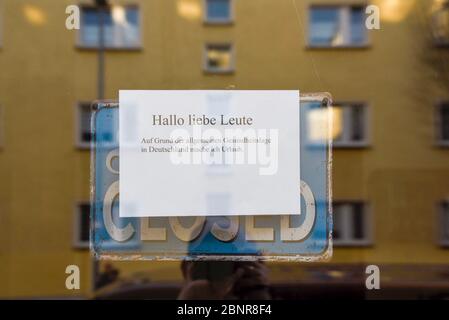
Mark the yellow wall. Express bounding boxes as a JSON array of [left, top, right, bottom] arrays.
[[0, 0, 448, 298]]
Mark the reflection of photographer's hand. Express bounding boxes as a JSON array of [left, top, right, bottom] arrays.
[[178, 262, 244, 300], [178, 261, 270, 300], [233, 262, 271, 300]]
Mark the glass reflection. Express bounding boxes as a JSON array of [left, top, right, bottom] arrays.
[[79, 5, 140, 49]]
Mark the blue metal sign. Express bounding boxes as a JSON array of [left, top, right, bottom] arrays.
[[91, 94, 332, 261]]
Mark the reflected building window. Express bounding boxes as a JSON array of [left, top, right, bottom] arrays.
[[333, 102, 369, 148], [204, 43, 234, 73], [205, 0, 233, 23], [436, 101, 449, 145], [79, 5, 140, 49], [333, 202, 371, 246], [439, 201, 449, 247], [309, 6, 367, 48], [73, 202, 91, 249], [76, 102, 93, 149], [76, 102, 114, 149]]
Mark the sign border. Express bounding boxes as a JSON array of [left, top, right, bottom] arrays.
[[90, 92, 333, 262]]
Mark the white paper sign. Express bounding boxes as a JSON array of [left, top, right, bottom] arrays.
[[119, 90, 300, 217]]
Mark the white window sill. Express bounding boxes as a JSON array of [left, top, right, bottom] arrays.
[[76, 142, 92, 150], [333, 142, 370, 149], [72, 242, 89, 249], [307, 43, 371, 50], [333, 240, 373, 247], [204, 19, 234, 26], [203, 68, 235, 75], [76, 44, 143, 51]]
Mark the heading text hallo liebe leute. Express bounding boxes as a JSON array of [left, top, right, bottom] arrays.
[[152, 114, 254, 126]]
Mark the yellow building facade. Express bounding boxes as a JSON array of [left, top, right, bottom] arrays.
[[0, 0, 448, 298]]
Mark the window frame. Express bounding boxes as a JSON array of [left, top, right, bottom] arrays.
[[75, 101, 93, 150], [435, 101, 449, 147], [307, 4, 370, 49], [332, 200, 373, 247], [332, 101, 371, 148], [203, 43, 235, 74], [437, 200, 449, 247], [76, 4, 142, 50], [203, 0, 234, 25], [73, 201, 91, 249]]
